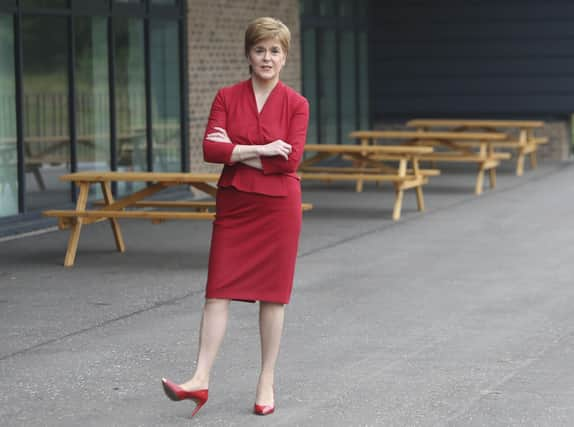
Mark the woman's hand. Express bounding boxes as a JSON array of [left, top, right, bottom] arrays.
[[206, 127, 232, 143], [258, 140, 292, 160]]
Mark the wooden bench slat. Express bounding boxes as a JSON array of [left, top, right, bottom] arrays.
[[440, 140, 546, 149], [91, 200, 312, 211], [406, 119, 545, 128], [93, 200, 217, 209], [349, 130, 507, 141], [44, 209, 216, 220], [300, 166, 440, 177], [300, 166, 384, 174], [58, 171, 221, 183], [416, 152, 511, 161], [299, 172, 419, 182], [304, 144, 433, 155], [44, 202, 313, 221], [408, 168, 441, 176]]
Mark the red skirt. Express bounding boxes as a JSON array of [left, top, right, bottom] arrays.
[[205, 179, 302, 304]]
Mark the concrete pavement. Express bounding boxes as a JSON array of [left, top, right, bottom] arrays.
[[1, 161, 574, 426]]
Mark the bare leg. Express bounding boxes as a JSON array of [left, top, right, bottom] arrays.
[[256, 301, 285, 405], [180, 298, 230, 390]]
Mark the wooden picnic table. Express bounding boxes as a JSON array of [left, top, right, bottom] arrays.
[[42, 171, 220, 267], [406, 119, 548, 176], [42, 171, 312, 267], [300, 143, 437, 221], [349, 130, 511, 195]]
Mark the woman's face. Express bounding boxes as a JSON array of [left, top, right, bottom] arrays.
[[248, 37, 286, 83]]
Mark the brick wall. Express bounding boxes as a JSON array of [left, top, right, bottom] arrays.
[[186, 0, 301, 173], [538, 120, 572, 161]]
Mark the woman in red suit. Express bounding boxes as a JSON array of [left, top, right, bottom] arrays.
[[162, 17, 309, 417]]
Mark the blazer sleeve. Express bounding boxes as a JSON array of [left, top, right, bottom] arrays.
[[202, 89, 237, 165], [261, 97, 309, 175]]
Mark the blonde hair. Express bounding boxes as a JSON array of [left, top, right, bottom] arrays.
[[244, 17, 291, 57]]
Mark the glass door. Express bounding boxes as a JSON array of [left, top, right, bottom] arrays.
[[74, 16, 112, 200], [0, 14, 18, 216], [114, 17, 146, 194], [150, 19, 182, 172], [339, 0, 357, 144], [301, 0, 371, 144], [22, 15, 70, 211]]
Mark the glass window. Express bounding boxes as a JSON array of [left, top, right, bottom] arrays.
[[357, 0, 368, 17], [74, 16, 111, 199], [302, 28, 317, 145], [0, 3, 187, 225], [0, 1, 17, 11], [150, 20, 181, 172], [339, 0, 354, 17], [114, 17, 146, 192], [301, 0, 370, 143], [72, 0, 110, 12], [319, 0, 336, 16], [358, 31, 369, 129], [22, 15, 70, 212], [0, 15, 18, 217], [340, 30, 356, 143], [319, 30, 337, 144], [21, 0, 68, 8], [300, 0, 315, 16]]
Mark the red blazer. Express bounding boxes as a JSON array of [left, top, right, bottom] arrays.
[[202, 79, 309, 197]]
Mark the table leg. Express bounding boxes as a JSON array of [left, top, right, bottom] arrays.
[[527, 129, 538, 170], [475, 166, 485, 195], [355, 138, 369, 193], [393, 158, 407, 220], [64, 182, 89, 267], [516, 130, 527, 176], [489, 168, 497, 189], [487, 144, 496, 189], [475, 143, 487, 195], [101, 181, 126, 253], [392, 185, 404, 221], [530, 151, 538, 169], [412, 158, 425, 212], [415, 186, 425, 212], [516, 149, 525, 177]]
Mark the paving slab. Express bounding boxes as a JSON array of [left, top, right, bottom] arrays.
[[1, 161, 573, 426]]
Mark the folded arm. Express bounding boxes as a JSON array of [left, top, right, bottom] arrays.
[[260, 98, 310, 175], [203, 90, 309, 172]]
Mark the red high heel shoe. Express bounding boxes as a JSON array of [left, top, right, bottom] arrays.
[[254, 403, 275, 416], [161, 378, 208, 418]]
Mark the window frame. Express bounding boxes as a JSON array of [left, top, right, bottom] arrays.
[[0, 0, 188, 217]]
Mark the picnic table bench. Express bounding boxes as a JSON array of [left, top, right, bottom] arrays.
[[406, 119, 548, 176], [299, 143, 437, 221], [349, 130, 511, 195], [42, 171, 312, 267]]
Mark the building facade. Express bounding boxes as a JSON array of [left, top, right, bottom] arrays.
[[369, 0, 573, 161], [1, 0, 570, 233], [0, 0, 188, 221], [0, 0, 305, 227], [0, 0, 369, 232]]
